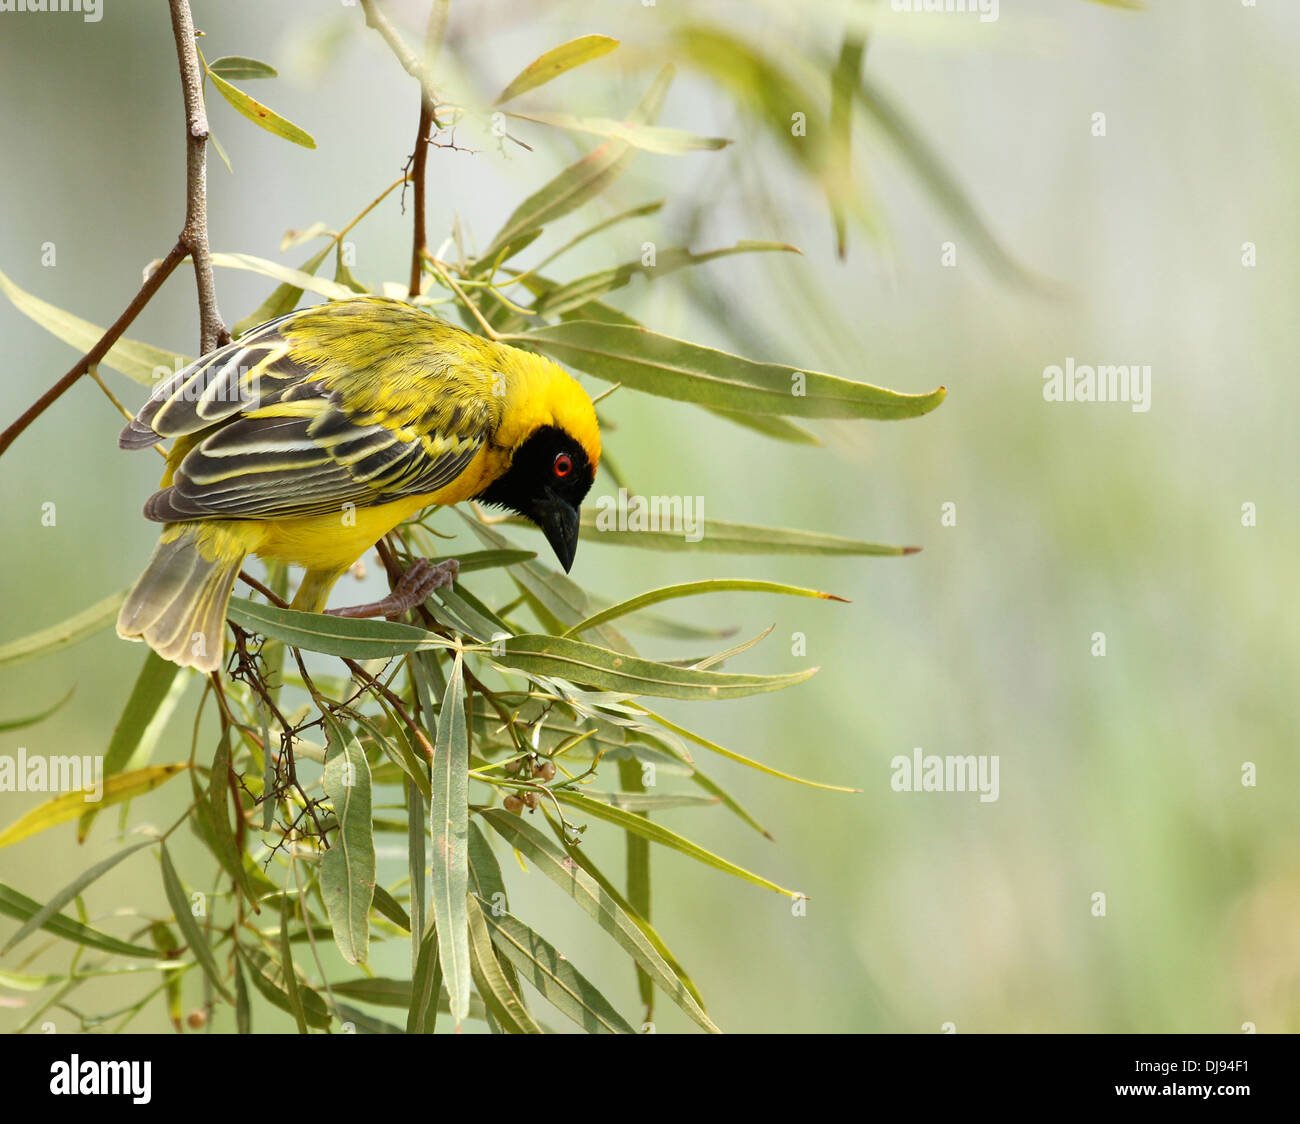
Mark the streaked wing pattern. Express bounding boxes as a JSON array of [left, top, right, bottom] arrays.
[[123, 306, 490, 523], [119, 311, 304, 450], [142, 391, 483, 521]]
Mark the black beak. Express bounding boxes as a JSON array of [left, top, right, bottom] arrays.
[[532, 497, 581, 573]]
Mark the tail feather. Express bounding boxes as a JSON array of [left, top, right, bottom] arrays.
[[118, 523, 246, 673]]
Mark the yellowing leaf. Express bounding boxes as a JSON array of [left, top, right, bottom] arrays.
[[493, 35, 619, 106], [208, 71, 317, 148], [0, 764, 188, 848]]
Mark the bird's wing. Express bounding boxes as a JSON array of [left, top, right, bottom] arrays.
[[123, 303, 497, 522], [142, 387, 487, 521], [119, 310, 311, 450]]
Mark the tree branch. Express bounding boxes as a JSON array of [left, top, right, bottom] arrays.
[[0, 244, 187, 460], [168, 0, 227, 354], [0, 0, 226, 461], [408, 97, 434, 296]]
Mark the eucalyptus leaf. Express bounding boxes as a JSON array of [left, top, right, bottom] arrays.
[[493, 34, 619, 105], [320, 714, 376, 965], [429, 652, 471, 1024], [208, 71, 317, 148], [510, 321, 946, 420], [0, 590, 126, 670]]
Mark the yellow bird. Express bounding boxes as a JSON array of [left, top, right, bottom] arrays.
[[116, 296, 600, 673]]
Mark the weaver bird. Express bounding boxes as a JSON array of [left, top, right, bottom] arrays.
[[116, 297, 600, 673]]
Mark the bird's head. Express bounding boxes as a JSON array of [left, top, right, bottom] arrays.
[[476, 359, 601, 572]]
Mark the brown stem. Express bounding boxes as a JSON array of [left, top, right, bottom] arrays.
[[0, 243, 186, 460], [168, 0, 227, 353], [0, 0, 226, 462], [409, 97, 433, 297], [236, 568, 435, 762]]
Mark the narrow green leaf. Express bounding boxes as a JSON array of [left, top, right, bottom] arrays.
[[149, 921, 183, 1031], [2, 838, 155, 954], [210, 130, 233, 174], [479, 901, 635, 1033], [580, 790, 719, 812], [191, 732, 263, 906], [533, 242, 794, 317], [508, 112, 729, 155], [159, 844, 234, 1002], [234, 956, 251, 1033], [706, 406, 821, 445], [80, 652, 187, 840], [0, 687, 74, 733], [233, 243, 331, 338], [407, 779, 426, 961], [510, 320, 946, 420], [554, 789, 800, 897], [0, 590, 126, 670], [350, 710, 430, 802], [466, 896, 541, 1033], [467, 820, 507, 908], [829, 35, 867, 259], [207, 72, 317, 148], [0, 964, 186, 989], [430, 652, 471, 1024], [320, 714, 376, 966], [281, 222, 335, 252], [574, 510, 920, 555], [429, 549, 537, 573], [279, 893, 309, 1034], [546, 818, 707, 1014], [464, 517, 630, 651], [564, 578, 845, 638], [407, 926, 442, 1034], [211, 252, 353, 301], [228, 597, 452, 660], [0, 765, 187, 848], [0, 266, 185, 385], [493, 34, 619, 105], [491, 633, 816, 701], [371, 883, 412, 932], [481, 66, 672, 264], [0, 880, 157, 959], [237, 946, 331, 1029], [480, 809, 719, 1032], [618, 757, 653, 1015], [635, 703, 858, 793], [207, 55, 279, 80], [336, 1003, 405, 1034], [333, 243, 368, 293]]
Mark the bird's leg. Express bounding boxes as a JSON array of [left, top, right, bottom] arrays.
[[325, 558, 459, 620]]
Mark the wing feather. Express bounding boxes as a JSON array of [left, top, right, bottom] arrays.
[[122, 299, 499, 523]]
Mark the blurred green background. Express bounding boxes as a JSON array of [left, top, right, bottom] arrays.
[[1, 0, 1297, 1033]]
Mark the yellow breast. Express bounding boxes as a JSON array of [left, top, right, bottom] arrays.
[[252, 442, 506, 572]]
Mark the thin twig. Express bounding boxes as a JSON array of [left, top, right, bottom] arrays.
[[0, 0, 226, 461], [426, 254, 501, 339], [409, 97, 434, 297], [168, 0, 228, 353], [0, 245, 186, 460], [359, 0, 444, 128]]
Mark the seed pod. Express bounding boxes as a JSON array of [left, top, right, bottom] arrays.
[[522, 790, 539, 811], [503, 793, 525, 814], [534, 759, 556, 782], [186, 1010, 208, 1030]]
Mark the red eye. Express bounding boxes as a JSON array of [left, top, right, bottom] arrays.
[[553, 453, 573, 478]]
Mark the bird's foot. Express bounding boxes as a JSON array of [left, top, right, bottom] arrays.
[[325, 558, 459, 621]]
